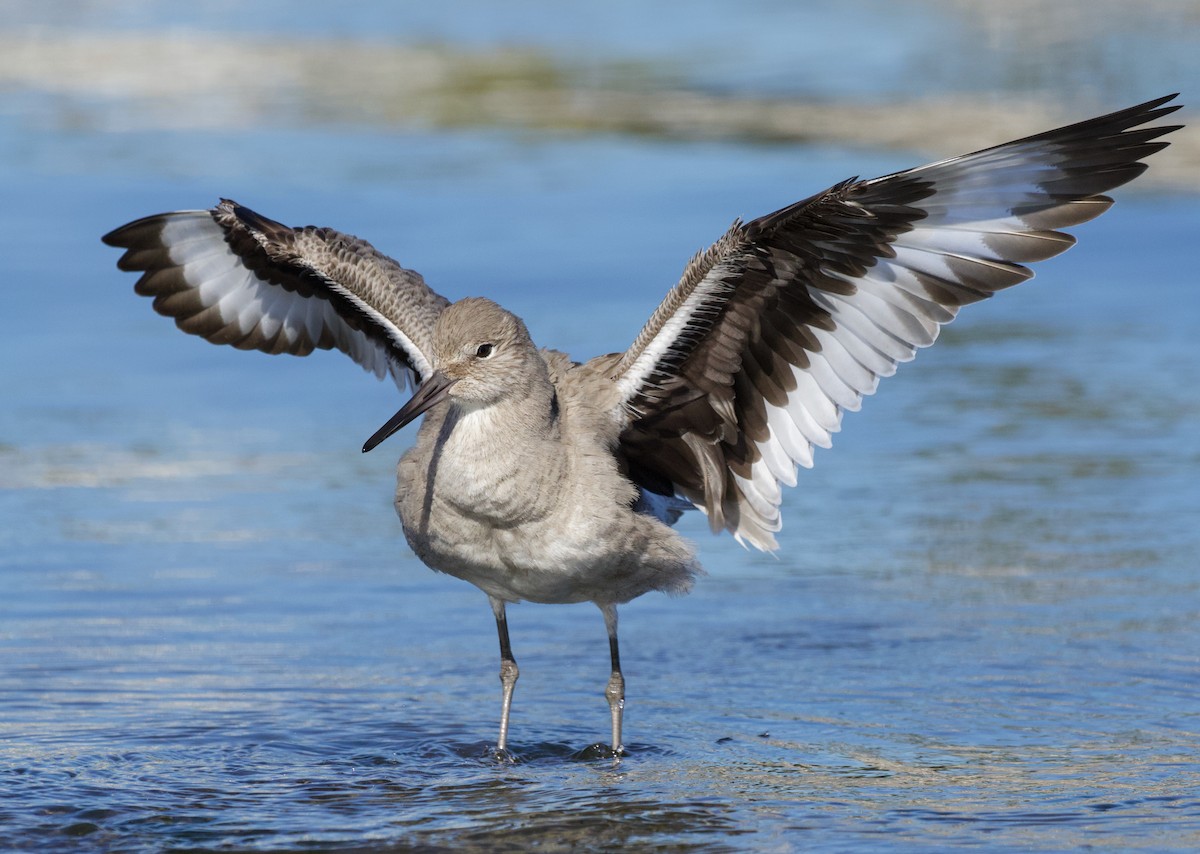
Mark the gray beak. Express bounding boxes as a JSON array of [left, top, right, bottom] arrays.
[[362, 371, 456, 453]]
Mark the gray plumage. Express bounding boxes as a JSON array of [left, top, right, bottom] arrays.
[[103, 95, 1182, 756], [394, 297, 699, 607]]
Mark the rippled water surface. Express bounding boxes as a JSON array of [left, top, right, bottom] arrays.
[[3, 3, 1200, 851]]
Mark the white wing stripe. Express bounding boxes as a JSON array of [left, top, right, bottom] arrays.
[[301, 298, 327, 345], [889, 245, 970, 287], [188, 255, 249, 303], [811, 290, 913, 365], [897, 226, 1002, 260], [733, 460, 781, 525], [806, 348, 861, 412], [765, 401, 814, 469], [809, 326, 882, 396], [316, 278, 432, 381], [826, 314, 902, 377], [758, 421, 799, 486], [189, 265, 249, 314], [250, 287, 288, 340], [788, 368, 840, 440], [868, 262, 964, 315], [615, 270, 732, 402], [159, 214, 221, 248], [824, 278, 945, 349]]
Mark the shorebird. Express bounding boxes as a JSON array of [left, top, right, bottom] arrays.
[[104, 95, 1180, 757]]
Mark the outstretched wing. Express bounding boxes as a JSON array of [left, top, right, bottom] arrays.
[[103, 199, 450, 389], [608, 94, 1182, 550]]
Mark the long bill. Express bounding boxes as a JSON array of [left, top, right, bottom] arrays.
[[362, 371, 456, 453]]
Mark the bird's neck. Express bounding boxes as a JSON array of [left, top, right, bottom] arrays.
[[422, 370, 566, 524], [450, 371, 560, 452]]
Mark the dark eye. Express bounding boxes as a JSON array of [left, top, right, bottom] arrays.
[[475, 343, 494, 359]]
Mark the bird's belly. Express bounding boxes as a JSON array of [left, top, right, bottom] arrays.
[[402, 493, 619, 604], [394, 408, 697, 606]]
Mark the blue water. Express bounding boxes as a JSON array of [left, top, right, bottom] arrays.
[[3, 3, 1200, 851]]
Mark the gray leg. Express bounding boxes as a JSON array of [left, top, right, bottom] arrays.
[[600, 603, 625, 756], [490, 595, 519, 755]]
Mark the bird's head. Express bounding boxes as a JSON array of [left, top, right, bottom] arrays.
[[362, 297, 540, 452]]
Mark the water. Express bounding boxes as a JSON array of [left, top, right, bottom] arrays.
[[3, 3, 1199, 851]]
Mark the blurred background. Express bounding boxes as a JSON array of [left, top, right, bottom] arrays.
[[3, 0, 1199, 182], [2, 2, 1198, 851]]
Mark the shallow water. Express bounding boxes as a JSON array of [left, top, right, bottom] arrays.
[[3, 3, 1200, 851]]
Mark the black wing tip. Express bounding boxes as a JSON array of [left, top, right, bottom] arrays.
[[1057, 92, 1183, 138], [103, 199, 287, 250], [1098, 92, 1182, 124], [102, 213, 165, 248], [103, 207, 219, 250], [1143, 92, 1181, 111], [1132, 92, 1180, 111], [937, 93, 1184, 167]]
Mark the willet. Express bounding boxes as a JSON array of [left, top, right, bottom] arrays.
[[104, 95, 1181, 757]]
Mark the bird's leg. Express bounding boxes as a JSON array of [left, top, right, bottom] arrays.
[[490, 595, 519, 757], [601, 603, 625, 756]]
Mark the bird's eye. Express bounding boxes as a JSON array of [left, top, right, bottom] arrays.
[[475, 343, 495, 359]]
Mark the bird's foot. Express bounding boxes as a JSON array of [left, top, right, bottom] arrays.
[[488, 745, 518, 764], [573, 742, 625, 762]]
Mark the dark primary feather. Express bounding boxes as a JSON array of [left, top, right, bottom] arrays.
[[609, 94, 1182, 549]]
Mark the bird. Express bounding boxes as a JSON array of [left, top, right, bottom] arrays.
[[103, 94, 1181, 758]]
